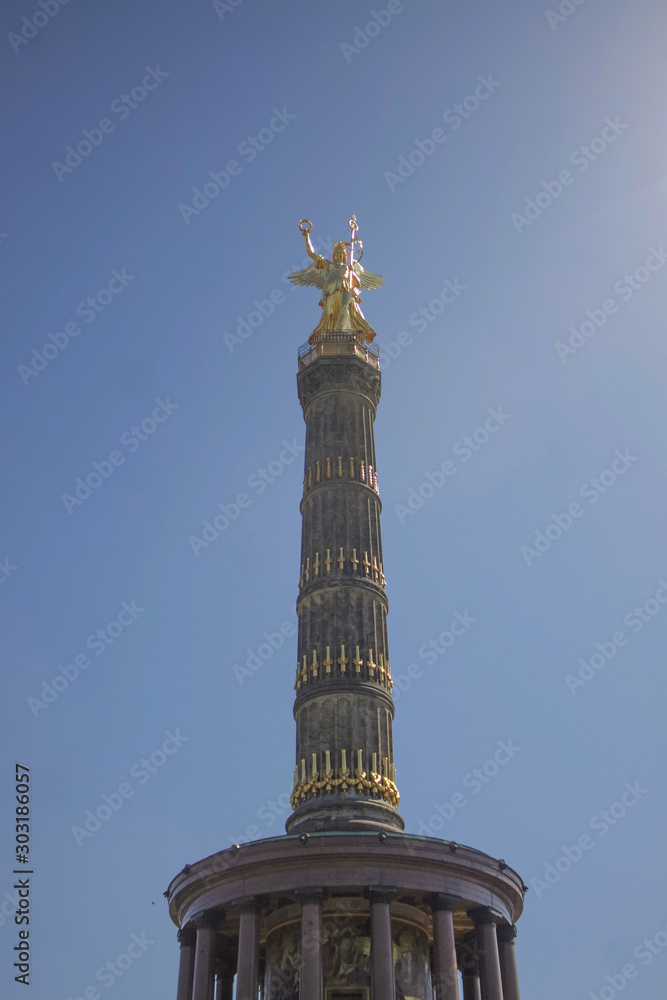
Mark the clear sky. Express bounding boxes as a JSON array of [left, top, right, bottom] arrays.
[[2, 0, 667, 997]]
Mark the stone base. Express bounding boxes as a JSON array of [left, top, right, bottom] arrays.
[[285, 792, 405, 835]]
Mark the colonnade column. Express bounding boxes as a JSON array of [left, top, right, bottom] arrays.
[[497, 925, 520, 1000], [297, 888, 324, 1000], [368, 886, 396, 1000], [176, 928, 196, 1000], [461, 966, 482, 1000], [235, 898, 260, 1000], [192, 915, 218, 1000], [431, 895, 461, 1000], [214, 963, 235, 1000], [469, 908, 504, 1000]]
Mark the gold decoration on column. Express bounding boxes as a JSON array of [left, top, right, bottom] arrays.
[[337, 548, 345, 571], [324, 549, 332, 573], [323, 646, 333, 675], [366, 648, 376, 678], [305, 557, 310, 583], [311, 650, 318, 679], [360, 461, 366, 481], [326, 457, 331, 479], [353, 645, 363, 674], [338, 644, 348, 674], [313, 552, 320, 577], [338, 456, 343, 477], [290, 746, 400, 808], [373, 556, 380, 582], [316, 461, 321, 483], [349, 457, 355, 477], [351, 548, 359, 572], [363, 551, 371, 576]]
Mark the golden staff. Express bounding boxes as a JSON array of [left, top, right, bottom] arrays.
[[348, 214, 358, 288]]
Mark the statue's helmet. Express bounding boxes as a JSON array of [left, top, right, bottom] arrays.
[[333, 241, 349, 261]]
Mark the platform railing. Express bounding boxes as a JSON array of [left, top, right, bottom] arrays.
[[298, 331, 380, 371]]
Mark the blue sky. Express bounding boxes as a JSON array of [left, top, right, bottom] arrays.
[[2, 0, 667, 997]]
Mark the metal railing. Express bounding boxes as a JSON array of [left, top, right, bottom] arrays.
[[297, 331, 380, 371]]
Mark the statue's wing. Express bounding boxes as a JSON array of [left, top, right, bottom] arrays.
[[287, 261, 327, 289], [353, 262, 385, 290]]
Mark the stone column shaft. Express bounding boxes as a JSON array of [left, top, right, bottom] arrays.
[[498, 926, 520, 1000], [462, 973, 482, 1000], [298, 889, 324, 1000], [176, 929, 196, 1000], [432, 896, 461, 1000], [369, 887, 396, 1000], [192, 921, 217, 1000], [469, 909, 504, 1000], [236, 901, 260, 1000]]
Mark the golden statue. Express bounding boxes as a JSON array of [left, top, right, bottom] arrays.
[[289, 216, 385, 344]]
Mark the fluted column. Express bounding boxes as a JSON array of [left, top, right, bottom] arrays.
[[297, 888, 324, 1000], [469, 909, 504, 1000], [236, 898, 260, 1000], [176, 928, 196, 1000], [369, 886, 396, 1000], [431, 895, 461, 1000], [192, 916, 217, 1000], [497, 926, 520, 1000]]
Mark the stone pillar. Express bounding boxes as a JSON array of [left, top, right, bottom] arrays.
[[368, 887, 396, 1000], [214, 965, 235, 1000], [469, 909, 504, 1000], [297, 888, 324, 1000], [176, 928, 196, 1000], [236, 898, 260, 1000], [192, 916, 217, 1000], [497, 926, 520, 1000], [461, 970, 482, 1000], [431, 895, 461, 1000]]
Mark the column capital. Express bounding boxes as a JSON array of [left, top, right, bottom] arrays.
[[431, 893, 461, 912], [232, 896, 259, 915], [467, 906, 503, 926], [295, 887, 325, 905], [367, 885, 396, 904], [497, 923, 518, 943], [178, 926, 197, 946]]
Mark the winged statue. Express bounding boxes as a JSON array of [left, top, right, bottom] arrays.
[[288, 217, 385, 344]]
